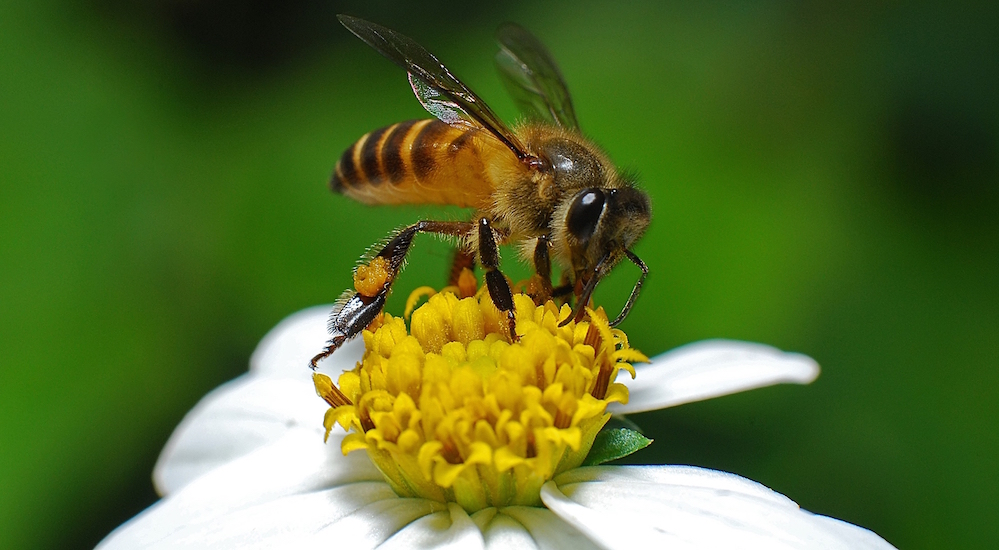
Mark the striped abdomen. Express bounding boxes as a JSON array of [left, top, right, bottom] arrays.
[[331, 119, 510, 209]]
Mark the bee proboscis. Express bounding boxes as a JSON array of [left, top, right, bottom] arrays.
[[310, 15, 650, 369]]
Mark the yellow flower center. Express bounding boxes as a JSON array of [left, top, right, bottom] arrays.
[[312, 275, 647, 512]]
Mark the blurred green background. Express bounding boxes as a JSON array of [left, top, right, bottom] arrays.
[[1, 0, 995, 547]]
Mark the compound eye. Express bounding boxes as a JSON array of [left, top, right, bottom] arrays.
[[566, 189, 606, 244]]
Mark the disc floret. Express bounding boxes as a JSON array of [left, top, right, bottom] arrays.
[[313, 279, 646, 512]]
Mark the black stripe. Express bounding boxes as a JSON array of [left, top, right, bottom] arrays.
[[448, 129, 474, 158], [411, 120, 450, 182], [332, 144, 359, 193], [330, 168, 345, 193], [382, 120, 415, 185], [360, 126, 389, 185]]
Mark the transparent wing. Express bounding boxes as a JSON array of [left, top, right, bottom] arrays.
[[338, 15, 529, 160], [495, 22, 579, 129]]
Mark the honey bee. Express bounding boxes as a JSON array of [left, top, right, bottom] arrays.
[[310, 15, 650, 368]]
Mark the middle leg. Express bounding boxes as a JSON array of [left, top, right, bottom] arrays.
[[477, 217, 518, 341]]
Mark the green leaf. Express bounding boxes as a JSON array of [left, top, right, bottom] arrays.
[[582, 427, 653, 466]]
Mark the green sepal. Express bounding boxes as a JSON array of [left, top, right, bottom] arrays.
[[581, 426, 653, 466]]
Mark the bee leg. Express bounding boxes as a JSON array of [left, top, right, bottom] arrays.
[[551, 283, 573, 298], [477, 217, 518, 341], [310, 220, 473, 369], [529, 235, 554, 304]]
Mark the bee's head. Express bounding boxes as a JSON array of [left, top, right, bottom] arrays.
[[553, 183, 650, 326], [563, 184, 649, 273], [539, 137, 648, 263], [536, 136, 651, 326]]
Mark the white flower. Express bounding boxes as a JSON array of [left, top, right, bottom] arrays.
[[98, 306, 895, 549]]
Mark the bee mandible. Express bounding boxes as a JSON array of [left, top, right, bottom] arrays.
[[310, 15, 650, 369]]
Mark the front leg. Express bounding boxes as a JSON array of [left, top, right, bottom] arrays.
[[310, 220, 473, 369], [527, 235, 554, 304], [477, 217, 518, 341]]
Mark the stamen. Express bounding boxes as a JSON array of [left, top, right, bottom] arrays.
[[441, 439, 462, 465], [553, 408, 571, 430], [404, 286, 437, 319], [456, 268, 478, 298], [584, 322, 601, 349], [313, 373, 352, 407], [588, 310, 615, 401]]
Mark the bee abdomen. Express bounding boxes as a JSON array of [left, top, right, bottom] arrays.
[[331, 120, 410, 193], [330, 119, 497, 207]]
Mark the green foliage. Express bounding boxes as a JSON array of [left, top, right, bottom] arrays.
[[1, 0, 995, 548], [582, 427, 654, 466]]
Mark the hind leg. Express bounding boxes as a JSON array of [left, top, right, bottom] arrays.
[[310, 220, 472, 369]]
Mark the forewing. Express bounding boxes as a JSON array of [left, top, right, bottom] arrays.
[[406, 74, 469, 127], [339, 15, 528, 160], [495, 22, 579, 129]]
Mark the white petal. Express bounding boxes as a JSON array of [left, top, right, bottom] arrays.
[[380, 503, 485, 550], [249, 304, 365, 378], [100, 429, 383, 549], [612, 339, 820, 414], [153, 375, 329, 495], [809, 515, 899, 548], [542, 465, 895, 550], [471, 508, 540, 549], [474, 506, 602, 550], [309, 497, 450, 549], [155, 305, 369, 495], [105, 482, 400, 549]]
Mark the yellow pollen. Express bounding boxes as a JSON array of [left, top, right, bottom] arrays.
[[313, 278, 647, 512], [353, 256, 390, 298]]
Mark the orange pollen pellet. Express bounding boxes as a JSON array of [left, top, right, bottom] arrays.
[[354, 256, 390, 297]]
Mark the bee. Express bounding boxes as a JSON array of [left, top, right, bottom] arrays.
[[310, 15, 650, 369]]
